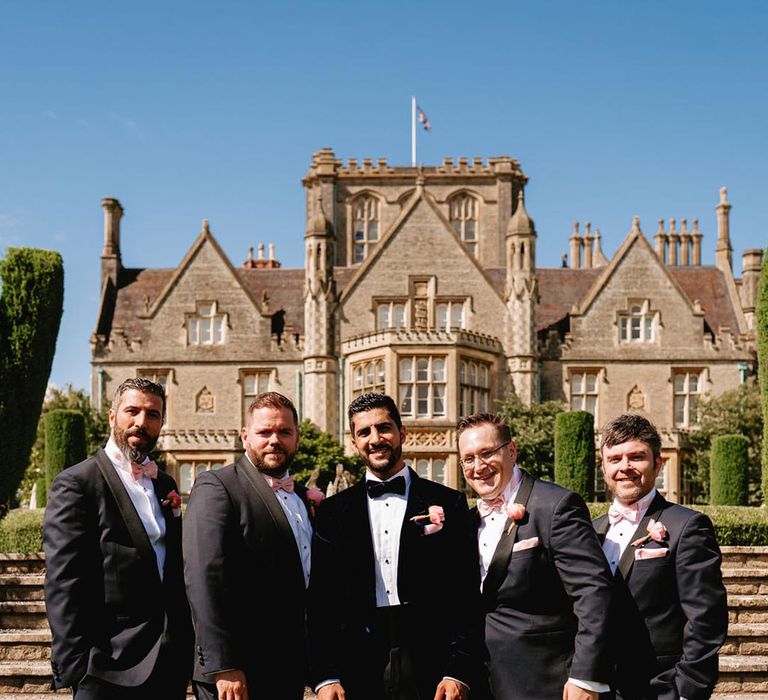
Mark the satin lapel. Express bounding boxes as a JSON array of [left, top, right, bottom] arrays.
[[343, 482, 377, 607], [237, 457, 302, 557], [151, 475, 177, 580], [481, 470, 535, 608], [617, 492, 667, 580], [397, 469, 430, 596], [594, 514, 610, 544], [95, 449, 160, 583]]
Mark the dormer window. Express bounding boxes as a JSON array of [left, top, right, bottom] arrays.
[[352, 195, 380, 263], [187, 301, 226, 345], [449, 193, 478, 255], [619, 300, 657, 343]]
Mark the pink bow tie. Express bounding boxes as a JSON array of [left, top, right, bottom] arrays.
[[608, 502, 640, 525], [478, 496, 506, 518], [130, 460, 158, 482], [264, 475, 295, 493]]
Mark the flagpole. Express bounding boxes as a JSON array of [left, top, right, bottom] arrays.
[[411, 96, 416, 167]]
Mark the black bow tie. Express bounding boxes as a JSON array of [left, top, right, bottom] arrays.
[[366, 476, 406, 499]]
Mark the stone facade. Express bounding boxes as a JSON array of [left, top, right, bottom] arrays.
[[91, 151, 761, 501]]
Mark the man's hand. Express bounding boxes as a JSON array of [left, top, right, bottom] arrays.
[[316, 682, 346, 700], [215, 669, 249, 700], [433, 678, 469, 700], [563, 681, 599, 700]]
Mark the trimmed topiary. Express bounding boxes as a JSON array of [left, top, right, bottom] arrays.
[[554, 411, 595, 501], [710, 434, 750, 506], [757, 247, 768, 503], [44, 410, 87, 496]]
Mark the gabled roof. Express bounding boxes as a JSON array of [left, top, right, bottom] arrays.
[[670, 266, 741, 333], [339, 186, 505, 304], [535, 268, 602, 331]]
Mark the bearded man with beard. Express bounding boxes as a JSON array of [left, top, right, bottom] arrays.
[[183, 391, 315, 700], [44, 377, 193, 699], [307, 393, 483, 700]]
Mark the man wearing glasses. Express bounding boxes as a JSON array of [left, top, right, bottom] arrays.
[[457, 413, 614, 700]]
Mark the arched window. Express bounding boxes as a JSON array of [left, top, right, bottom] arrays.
[[449, 193, 479, 255], [352, 195, 380, 263]]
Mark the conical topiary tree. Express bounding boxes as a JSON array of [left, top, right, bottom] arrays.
[[757, 248, 768, 503], [554, 411, 595, 501], [44, 410, 87, 500], [710, 434, 749, 505]]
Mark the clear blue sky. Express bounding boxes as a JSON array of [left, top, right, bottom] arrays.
[[1, 1, 766, 392]]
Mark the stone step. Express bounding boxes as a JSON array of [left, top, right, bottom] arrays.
[[0, 603, 48, 631], [713, 695, 768, 699], [0, 630, 51, 662], [0, 661, 56, 694], [722, 548, 768, 570], [0, 557, 45, 577], [729, 597, 768, 624], [717, 655, 768, 693], [0, 577, 44, 603], [723, 624, 768, 656]]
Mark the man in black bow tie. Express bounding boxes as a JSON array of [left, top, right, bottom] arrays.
[[308, 393, 483, 700]]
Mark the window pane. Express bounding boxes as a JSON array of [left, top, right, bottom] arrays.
[[433, 385, 445, 416], [466, 243, 476, 255], [586, 373, 597, 393], [399, 358, 412, 382], [674, 396, 685, 425], [674, 374, 685, 393], [479, 391, 488, 412], [399, 385, 413, 416], [469, 362, 477, 385], [214, 317, 224, 343], [368, 222, 378, 241], [460, 360, 466, 384], [572, 373, 583, 393], [394, 304, 405, 329], [689, 374, 699, 393], [188, 319, 199, 344], [376, 361, 385, 385], [480, 365, 489, 388], [689, 396, 699, 424], [354, 228, 365, 242], [451, 304, 463, 329], [415, 459, 430, 478], [432, 358, 445, 381], [620, 317, 628, 340], [354, 244, 365, 262], [644, 316, 653, 340], [631, 317, 641, 339], [378, 305, 389, 329], [585, 396, 597, 415], [464, 221, 476, 240], [180, 464, 193, 494], [198, 303, 214, 317], [571, 396, 582, 411], [195, 464, 207, 478], [202, 318, 212, 344], [417, 386, 429, 416], [365, 363, 374, 386], [258, 374, 269, 392], [244, 375, 256, 394], [416, 358, 429, 381], [436, 304, 448, 329], [433, 459, 446, 484], [354, 366, 363, 389]]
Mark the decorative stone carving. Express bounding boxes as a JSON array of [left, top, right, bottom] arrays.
[[405, 430, 450, 447], [627, 385, 645, 411], [196, 387, 215, 414]]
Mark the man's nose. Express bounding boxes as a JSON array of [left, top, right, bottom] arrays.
[[267, 432, 280, 444], [369, 427, 381, 443]]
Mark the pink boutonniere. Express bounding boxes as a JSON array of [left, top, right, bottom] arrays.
[[631, 518, 668, 547], [162, 490, 182, 518], [306, 487, 325, 517], [410, 505, 445, 535], [506, 503, 526, 535]]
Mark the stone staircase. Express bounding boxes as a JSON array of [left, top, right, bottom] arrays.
[[0, 549, 767, 698]]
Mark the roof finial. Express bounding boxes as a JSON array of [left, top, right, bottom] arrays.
[[202, 219, 210, 234]]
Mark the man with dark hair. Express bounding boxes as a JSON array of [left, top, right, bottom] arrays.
[[457, 412, 614, 700], [44, 377, 193, 699], [184, 391, 317, 700], [308, 392, 482, 700], [594, 413, 728, 700]]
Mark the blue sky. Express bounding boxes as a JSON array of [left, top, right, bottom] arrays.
[[1, 1, 766, 392]]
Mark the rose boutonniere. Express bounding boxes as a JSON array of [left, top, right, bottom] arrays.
[[631, 518, 668, 547], [410, 505, 445, 535], [306, 487, 325, 517], [162, 490, 182, 518], [506, 503, 526, 535]]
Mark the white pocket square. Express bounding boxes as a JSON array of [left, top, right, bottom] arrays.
[[634, 547, 668, 560], [512, 536, 540, 552]]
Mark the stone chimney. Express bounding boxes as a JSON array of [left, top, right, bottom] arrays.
[[716, 187, 733, 272], [741, 248, 764, 322], [100, 197, 123, 289]]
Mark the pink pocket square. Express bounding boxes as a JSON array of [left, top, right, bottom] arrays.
[[634, 547, 668, 560], [512, 536, 540, 552]]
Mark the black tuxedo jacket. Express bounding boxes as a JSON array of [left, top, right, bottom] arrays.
[[477, 470, 614, 700], [594, 493, 728, 700], [307, 469, 483, 697], [43, 448, 193, 690], [183, 455, 311, 699]]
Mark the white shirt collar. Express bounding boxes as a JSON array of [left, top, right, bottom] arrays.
[[365, 463, 410, 485], [612, 487, 658, 516]]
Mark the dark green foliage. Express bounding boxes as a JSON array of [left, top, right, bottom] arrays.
[[683, 380, 763, 504], [758, 248, 768, 501], [554, 411, 595, 500], [44, 410, 87, 499], [496, 395, 566, 480], [292, 420, 364, 492], [0, 509, 44, 553], [34, 477, 46, 509], [0, 249, 64, 513], [710, 434, 750, 506], [20, 385, 109, 505]]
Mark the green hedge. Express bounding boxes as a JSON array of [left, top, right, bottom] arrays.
[[0, 509, 44, 553], [554, 411, 595, 501], [44, 409, 86, 500], [588, 502, 768, 546], [710, 434, 749, 506]]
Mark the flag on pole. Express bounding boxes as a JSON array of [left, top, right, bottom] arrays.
[[417, 105, 432, 131]]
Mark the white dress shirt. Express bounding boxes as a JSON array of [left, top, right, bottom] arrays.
[[477, 466, 522, 584], [366, 465, 410, 607], [602, 488, 658, 574], [245, 455, 313, 587], [104, 438, 166, 580]]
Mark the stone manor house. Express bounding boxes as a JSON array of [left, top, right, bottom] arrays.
[[91, 149, 763, 502]]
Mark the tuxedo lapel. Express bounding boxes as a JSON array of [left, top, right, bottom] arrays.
[[594, 515, 610, 544], [397, 469, 430, 595], [481, 470, 535, 608], [617, 492, 666, 580], [94, 449, 160, 583], [343, 483, 377, 607]]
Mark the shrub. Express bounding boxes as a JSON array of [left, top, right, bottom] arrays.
[[757, 247, 768, 501], [292, 420, 363, 492], [44, 410, 87, 499], [554, 411, 595, 501], [0, 509, 44, 553], [710, 434, 749, 505]]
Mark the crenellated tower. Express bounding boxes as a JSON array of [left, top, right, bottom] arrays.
[[504, 189, 538, 404], [303, 187, 339, 434]]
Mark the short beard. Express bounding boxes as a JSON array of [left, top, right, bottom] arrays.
[[113, 426, 157, 464], [363, 444, 402, 475], [249, 448, 295, 478]]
